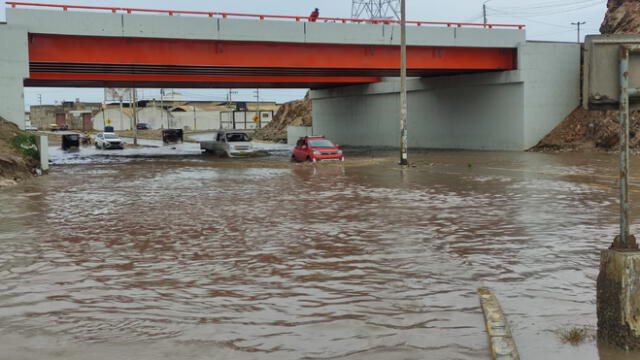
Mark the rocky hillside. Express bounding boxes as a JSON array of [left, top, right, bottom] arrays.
[[600, 0, 640, 34], [253, 92, 312, 143], [0, 118, 40, 187], [532, 0, 640, 152]]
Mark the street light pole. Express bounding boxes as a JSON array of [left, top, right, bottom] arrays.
[[571, 21, 586, 43], [399, 0, 408, 165]]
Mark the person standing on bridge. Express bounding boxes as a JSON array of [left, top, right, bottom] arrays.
[[309, 8, 319, 22]]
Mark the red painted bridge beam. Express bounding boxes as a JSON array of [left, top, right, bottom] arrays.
[[26, 73, 380, 85], [27, 34, 517, 72]]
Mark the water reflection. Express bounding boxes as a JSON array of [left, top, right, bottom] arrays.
[[0, 150, 637, 359]]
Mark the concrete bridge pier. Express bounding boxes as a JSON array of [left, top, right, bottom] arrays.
[[311, 42, 581, 151], [0, 25, 28, 129]]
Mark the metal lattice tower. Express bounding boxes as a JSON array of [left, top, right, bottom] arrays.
[[351, 0, 400, 20]]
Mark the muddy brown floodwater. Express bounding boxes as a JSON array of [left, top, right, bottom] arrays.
[[2, 146, 640, 360]]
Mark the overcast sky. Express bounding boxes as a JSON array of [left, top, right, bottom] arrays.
[[0, 0, 607, 109]]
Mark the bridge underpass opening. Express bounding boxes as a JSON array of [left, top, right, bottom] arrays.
[[24, 34, 518, 89]]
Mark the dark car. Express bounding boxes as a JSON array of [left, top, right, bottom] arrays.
[[162, 129, 184, 144], [137, 123, 151, 130], [61, 134, 80, 151]]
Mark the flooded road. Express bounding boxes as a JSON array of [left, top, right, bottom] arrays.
[[1, 147, 639, 359]]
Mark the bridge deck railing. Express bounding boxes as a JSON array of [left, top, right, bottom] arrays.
[[5, 2, 525, 29]]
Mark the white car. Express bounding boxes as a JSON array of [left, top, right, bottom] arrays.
[[94, 132, 124, 150], [200, 131, 255, 157]]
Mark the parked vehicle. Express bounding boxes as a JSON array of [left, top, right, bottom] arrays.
[[25, 125, 38, 131], [292, 136, 344, 162], [48, 124, 69, 131], [81, 133, 92, 145], [162, 129, 184, 144], [94, 132, 124, 149], [200, 131, 255, 157], [61, 134, 80, 151], [137, 123, 151, 130]]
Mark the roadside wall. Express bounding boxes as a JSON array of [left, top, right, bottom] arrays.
[[0, 25, 28, 129], [92, 109, 132, 131], [6, 8, 525, 48]]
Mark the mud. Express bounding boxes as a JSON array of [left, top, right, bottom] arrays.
[[1, 148, 640, 359], [0, 118, 39, 187]]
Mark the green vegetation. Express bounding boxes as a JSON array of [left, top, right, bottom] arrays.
[[558, 326, 593, 345], [10, 132, 39, 161]]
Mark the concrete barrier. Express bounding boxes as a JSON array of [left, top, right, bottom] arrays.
[[478, 288, 520, 360], [35, 135, 49, 172], [597, 250, 640, 350]]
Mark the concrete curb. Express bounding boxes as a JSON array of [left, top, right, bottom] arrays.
[[478, 288, 520, 360]]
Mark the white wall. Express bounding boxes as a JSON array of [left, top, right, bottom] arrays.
[[0, 25, 28, 129], [169, 111, 221, 130], [92, 109, 132, 131], [220, 111, 273, 130]]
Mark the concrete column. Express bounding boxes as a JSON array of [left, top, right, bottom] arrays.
[[0, 25, 29, 129], [35, 135, 49, 172], [597, 249, 640, 349]]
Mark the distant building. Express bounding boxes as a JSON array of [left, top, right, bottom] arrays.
[[30, 100, 280, 131], [29, 100, 101, 130]]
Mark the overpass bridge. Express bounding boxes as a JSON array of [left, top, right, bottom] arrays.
[[0, 2, 580, 150]]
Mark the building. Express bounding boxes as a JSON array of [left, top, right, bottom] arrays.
[[30, 100, 280, 131], [29, 100, 101, 130]]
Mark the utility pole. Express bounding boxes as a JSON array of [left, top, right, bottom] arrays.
[[227, 89, 238, 129], [571, 21, 586, 43], [160, 88, 165, 129], [119, 95, 123, 132], [193, 103, 197, 130], [254, 89, 261, 128], [37, 94, 42, 105], [399, 0, 408, 165], [483, 0, 491, 27], [131, 88, 138, 145]]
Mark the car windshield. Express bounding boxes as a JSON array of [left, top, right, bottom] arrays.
[[226, 133, 250, 142], [308, 139, 335, 148], [104, 133, 119, 139]]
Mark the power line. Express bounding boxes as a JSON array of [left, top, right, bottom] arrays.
[[488, 0, 603, 16], [486, 7, 574, 28]]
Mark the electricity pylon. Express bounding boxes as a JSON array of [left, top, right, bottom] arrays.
[[351, 0, 400, 20]]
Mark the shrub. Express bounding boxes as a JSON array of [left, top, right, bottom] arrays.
[[10, 132, 39, 161]]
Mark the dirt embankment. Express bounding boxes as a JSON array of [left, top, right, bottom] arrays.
[[532, 107, 640, 151], [253, 92, 312, 143], [531, 0, 639, 152], [0, 118, 40, 187]]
